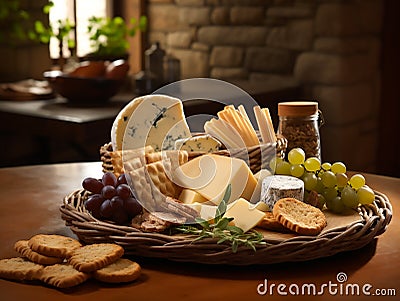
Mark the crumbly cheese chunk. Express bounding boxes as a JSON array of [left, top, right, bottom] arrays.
[[175, 134, 221, 153]]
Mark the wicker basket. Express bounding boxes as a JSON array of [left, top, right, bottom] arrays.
[[100, 135, 287, 176], [60, 189, 392, 265]]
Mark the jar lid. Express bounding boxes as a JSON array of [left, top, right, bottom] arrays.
[[278, 101, 318, 116]]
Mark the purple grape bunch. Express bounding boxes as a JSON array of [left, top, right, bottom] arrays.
[[82, 172, 142, 224]]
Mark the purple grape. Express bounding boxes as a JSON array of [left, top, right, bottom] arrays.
[[100, 199, 113, 219], [82, 177, 104, 194], [110, 196, 124, 210], [116, 184, 131, 200], [101, 185, 116, 199], [112, 207, 130, 224], [124, 197, 142, 217], [84, 194, 104, 218], [102, 172, 118, 187], [117, 174, 127, 185]]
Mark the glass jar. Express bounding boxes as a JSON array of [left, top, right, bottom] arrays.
[[277, 101, 323, 160]]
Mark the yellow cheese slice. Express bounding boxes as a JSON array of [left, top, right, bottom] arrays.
[[225, 198, 266, 232], [173, 154, 257, 205], [187, 203, 217, 221], [179, 189, 208, 204]]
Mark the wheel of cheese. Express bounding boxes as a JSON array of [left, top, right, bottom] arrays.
[[261, 175, 304, 210]]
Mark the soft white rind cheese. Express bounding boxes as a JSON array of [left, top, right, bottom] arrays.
[[120, 94, 191, 151], [261, 175, 304, 210]]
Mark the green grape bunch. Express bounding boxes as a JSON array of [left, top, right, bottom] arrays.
[[272, 148, 375, 214]]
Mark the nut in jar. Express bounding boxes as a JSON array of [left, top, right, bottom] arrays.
[[277, 101, 323, 160]]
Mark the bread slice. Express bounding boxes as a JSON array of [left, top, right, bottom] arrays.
[[272, 198, 327, 235]]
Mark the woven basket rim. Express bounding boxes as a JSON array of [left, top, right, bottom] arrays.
[[60, 189, 392, 265]]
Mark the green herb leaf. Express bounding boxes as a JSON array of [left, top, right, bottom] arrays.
[[215, 184, 231, 223], [226, 225, 244, 235], [195, 217, 210, 229]]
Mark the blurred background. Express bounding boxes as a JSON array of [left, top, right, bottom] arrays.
[[0, 0, 398, 177]]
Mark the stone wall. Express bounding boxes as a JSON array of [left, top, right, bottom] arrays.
[[146, 0, 383, 172]]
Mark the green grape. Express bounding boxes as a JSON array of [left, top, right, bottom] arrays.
[[357, 185, 375, 205], [349, 174, 366, 190], [331, 162, 347, 174], [269, 157, 283, 172], [287, 148, 306, 165], [315, 177, 325, 194], [321, 162, 332, 171], [290, 164, 305, 178], [321, 171, 337, 188], [323, 187, 337, 202], [326, 196, 346, 213], [317, 193, 326, 210], [341, 185, 359, 208], [275, 161, 291, 175], [336, 173, 349, 188], [304, 157, 321, 172], [302, 172, 318, 190]]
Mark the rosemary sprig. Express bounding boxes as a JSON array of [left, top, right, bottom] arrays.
[[176, 184, 266, 253]]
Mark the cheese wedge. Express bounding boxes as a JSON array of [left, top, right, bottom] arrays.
[[173, 154, 257, 205], [111, 96, 144, 151], [118, 94, 191, 152]]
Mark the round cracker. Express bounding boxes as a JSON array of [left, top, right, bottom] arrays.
[[0, 257, 43, 281], [14, 240, 63, 265], [68, 243, 124, 273], [40, 263, 90, 288], [28, 234, 82, 258], [94, 258, 141, 283]]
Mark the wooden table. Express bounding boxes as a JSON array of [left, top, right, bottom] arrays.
[[0, 163, 398, 301]]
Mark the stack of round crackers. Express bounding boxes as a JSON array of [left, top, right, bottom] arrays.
[[0, 234, 141, 288]]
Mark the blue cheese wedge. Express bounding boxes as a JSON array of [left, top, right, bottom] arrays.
[[111, 96, 144, 151], [261, 175, 304, 210], [174, 134, 222, 153], [120, 94, 191, 151]]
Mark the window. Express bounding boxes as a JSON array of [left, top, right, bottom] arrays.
[[48, 0, 110, 58]]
